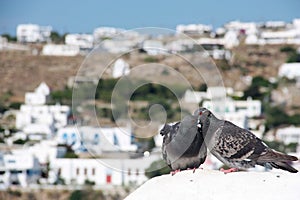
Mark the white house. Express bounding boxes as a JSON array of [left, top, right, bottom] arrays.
[[223, 31, 240, 48], [224, 21, 258, 35], [25, 82, 50, 105], [202, 96, 261, 129], [264, 21, 286, 29], [112, 58, 130, 78], [101, 39, 138, 54], [278, 63, 300, 79], [203, 97, 261, 118], [42, 44, 80, 56], [276, 126, 300, 146], [93, 27, 141, 44], [93, 27, 125, 43], [183, 89, 207, 104], [165, 39, 195, 53], [176, 24, 212, 35], [12, 140, 66, 165], [260, 30, 299, 44], [0, 36, 8, 50], [16, 83, 70, 137], [245, 34, 259, 45], [17, 24, 52, 43], [50, 154, 160, 186], [0, 152, 41, 188], [65, 34, 94, 49], [56, 126, 137, 154], [142, 40, 166, 55]]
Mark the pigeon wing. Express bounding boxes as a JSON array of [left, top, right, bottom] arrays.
[[214, 121, 264, 161]]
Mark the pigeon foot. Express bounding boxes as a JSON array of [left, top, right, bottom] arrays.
[[171, 169, 181, 176], [220, 168, 238, 174]]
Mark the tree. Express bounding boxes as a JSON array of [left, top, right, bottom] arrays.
[[50, 31, 64, 43], [1, 33, 17, 42], [243, 76, 271, 100], [198, 83, 207, 91]]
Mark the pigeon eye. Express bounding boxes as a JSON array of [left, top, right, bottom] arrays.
[[199, 111, 202, 115]]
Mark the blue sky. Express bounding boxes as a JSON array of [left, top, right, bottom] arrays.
[[0, 0, 299, 35]]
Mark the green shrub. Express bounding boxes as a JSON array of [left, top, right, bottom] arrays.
[[144, 56, 158, 63], [13, 139, 27, 145], [286, 53, 300, 63], [280, 46, 296, 53]]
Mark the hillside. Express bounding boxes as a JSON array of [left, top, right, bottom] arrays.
[[0, 44, 291, 102]]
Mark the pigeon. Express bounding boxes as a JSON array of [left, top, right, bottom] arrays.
[[195, 107, 298, 173], [160, 114, 207, 172]]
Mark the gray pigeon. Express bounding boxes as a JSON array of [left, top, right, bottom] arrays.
[[160, 114, 207, 171], [195, 107, 298, 173]]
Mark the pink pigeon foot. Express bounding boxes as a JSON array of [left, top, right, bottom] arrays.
[[220, 168, 238, 174], [171, 169, 181, 176]]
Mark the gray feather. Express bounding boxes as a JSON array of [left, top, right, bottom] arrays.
[[197, 107, 298, 173], [161, 114, 207, 170]]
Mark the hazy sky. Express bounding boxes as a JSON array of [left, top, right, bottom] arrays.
[[0, 0, 299, 35]]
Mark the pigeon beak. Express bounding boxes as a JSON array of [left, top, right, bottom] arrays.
[[197, 123, 202, 128]]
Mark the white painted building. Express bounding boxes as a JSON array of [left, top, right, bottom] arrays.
[[93, 27, 140, 43], [12, 140, 66, 165], [203, 97, 261, 118], [50, 154, 159, 186], [202, 96, 261, 129], [264, 21, 286, 29], [16, 83, 70, 138], [112, 58, 130, 78], [93, 27, 125, 40], [224, 21, 258, 35], [101, 39, 138, 54], [17, 24, 52, 43], [42, 44, 80, 56], [176, 24, 212, 35], [0, 36, 8, 50], [260, 30, 300, 44], [142, 40, 166, 55], [165, 39, 195, 53], [25, 82, 50, 105], [56, 126, 137, 154], [245, 34, 259, 45], [223, 31, 240, 48], [65, 34, 94, 49], [276, 126, 300, 146], [183, 89, 207, 104], [0, 152, 41, 188], [278, 63, 300, 79]]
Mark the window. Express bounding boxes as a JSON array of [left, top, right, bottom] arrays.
[[92, 168, 95, 175], [63, 133, 68, 141], [128, 169, 131, 176], [84, 168, 87, 175], [136, 169, 139, 176], [94, 134, 99, 145], [76, 168, 80, 175], [113, 133, 119, 146], [225, 107, 229, 113]]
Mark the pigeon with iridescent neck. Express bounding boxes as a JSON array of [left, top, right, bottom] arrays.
[[160, 113, 207, 174], [195, 107, 298, 173]]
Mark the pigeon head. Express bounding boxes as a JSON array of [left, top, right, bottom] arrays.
[[194, 107, 213, 131], [160, 124, 171, 136]]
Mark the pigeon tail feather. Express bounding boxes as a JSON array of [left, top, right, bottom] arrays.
[[258, 150, 298, 162], [269, 161, 298, 173]]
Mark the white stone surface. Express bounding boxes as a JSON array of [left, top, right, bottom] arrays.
[[125, 169, 300, 200]]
